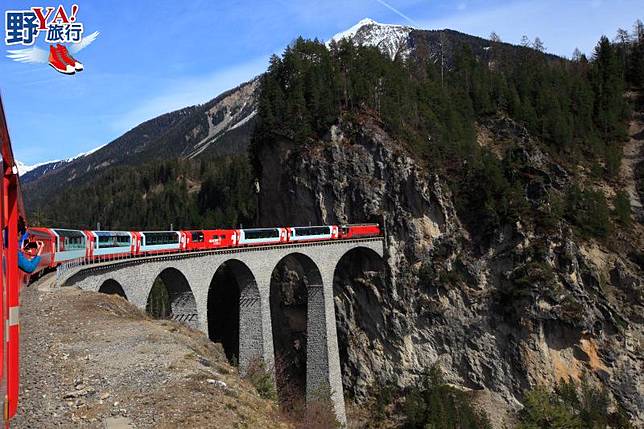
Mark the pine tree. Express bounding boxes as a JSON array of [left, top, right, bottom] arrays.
[[591, 36, 627, 141], [533, 37, 545, 52], [489, 32, 501, 43], [572, 48, 583, 62]]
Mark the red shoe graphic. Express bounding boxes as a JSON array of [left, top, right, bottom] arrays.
[[57, 44, 84, 71], [48, 45, 75, 74]]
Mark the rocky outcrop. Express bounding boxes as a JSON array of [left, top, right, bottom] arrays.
[[256, 116, 644, 423]]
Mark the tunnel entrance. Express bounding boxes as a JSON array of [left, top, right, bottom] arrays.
[[333, 247, 385, 400], [207, 260, 253, 365], [98, 279, 127, 299], [146, 267, 198, 328], [269, 253, 321, 408]]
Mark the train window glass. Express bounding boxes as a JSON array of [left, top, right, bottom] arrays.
[[191, 232, 204, 242], [54, 229, 86, 250], [144, 232, 179, 246], [244, 228, 279, 240], [293, 226, 330, 236], [220, 235, 225, 240], [96, 233, 131, 248]]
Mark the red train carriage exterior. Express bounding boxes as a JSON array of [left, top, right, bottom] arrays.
[[183, 229, 236, 251], [23, 227, 58, 271], [339, 223, 381, 239], [26, 227, 89, 268]]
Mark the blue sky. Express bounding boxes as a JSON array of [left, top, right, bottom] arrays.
[[1, 0, 640, 165]]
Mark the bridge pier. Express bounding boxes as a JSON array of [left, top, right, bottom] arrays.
[[239, 277, 275, 376], [306, 273, 346, 426]]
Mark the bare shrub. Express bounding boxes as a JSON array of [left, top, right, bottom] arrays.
[[244, 356, 277, 400]]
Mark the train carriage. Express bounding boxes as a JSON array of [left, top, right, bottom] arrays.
[[51, 229, 88, 261], [86, 230, 135, 259], [24, 227, 58, 271], [339, 223, 381, 239], [26, 228, 89, 267], [183, 229, 236, 251], [287, 225, 339, 242], [138, 231, 185, 254], [237, 227, 287, 246]]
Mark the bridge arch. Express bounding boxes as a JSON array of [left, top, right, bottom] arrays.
[[208, 259, 257, 364], [269, 252, 323, 405], [332, 246, 386, 399], [146, 267, 198, 329], [98, 279, 127, 300]]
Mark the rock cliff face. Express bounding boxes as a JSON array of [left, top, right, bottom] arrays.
[[256, 116, 643, 423]]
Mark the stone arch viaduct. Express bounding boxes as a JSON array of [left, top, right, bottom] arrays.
[[62, 237, 385, 425]]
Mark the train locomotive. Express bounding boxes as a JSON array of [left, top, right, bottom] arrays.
[[23, 223, 381, 276]]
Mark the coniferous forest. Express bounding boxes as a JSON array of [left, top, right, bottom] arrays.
[[37, 156, 256, 230]]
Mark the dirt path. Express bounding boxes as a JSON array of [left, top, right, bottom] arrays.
[[620, 110, 644, 220], [12, 274, 288, 428]]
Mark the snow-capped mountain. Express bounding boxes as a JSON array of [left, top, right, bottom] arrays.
[[16, 160, 51, 175], [18, 144, 108, 183], [328, 18, 414, 60]]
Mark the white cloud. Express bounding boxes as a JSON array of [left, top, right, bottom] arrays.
[[112, 55, 269, 133]]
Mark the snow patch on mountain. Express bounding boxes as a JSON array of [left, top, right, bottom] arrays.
[[69, 144, 107, 161], [17, 143, 107, 181], [328, 18, 414, 60], [16, 160, 53, 175]]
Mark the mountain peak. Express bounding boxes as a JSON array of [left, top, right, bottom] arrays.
[[328, 18, 414, 60]]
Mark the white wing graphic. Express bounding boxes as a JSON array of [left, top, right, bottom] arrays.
[[6, 46, 48, 64], [69, 31, 100, 54]]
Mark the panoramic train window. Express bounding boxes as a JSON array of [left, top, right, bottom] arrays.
[[96, 233, 131, 248], [293, 226, 330, 236], [144, 232, 179, 246], [191, 232, 204, 242], [54, 229, 86, 250], [244, 228, 279, 240]]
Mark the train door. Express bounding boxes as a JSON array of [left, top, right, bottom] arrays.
[[180, 232, 187, 251], [131, 232, 141, 256], [84, 230, 94, 258]]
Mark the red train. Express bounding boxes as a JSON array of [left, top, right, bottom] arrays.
[[24, 224, 382, 275]]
